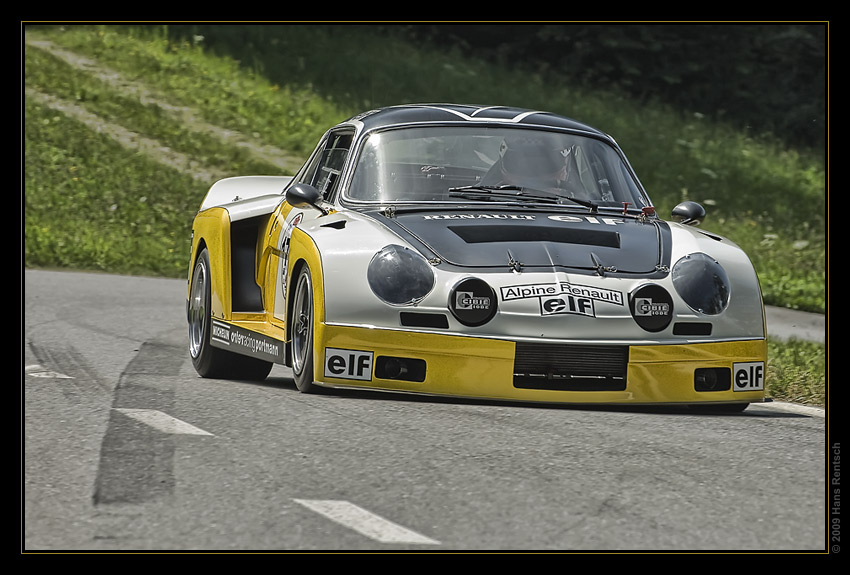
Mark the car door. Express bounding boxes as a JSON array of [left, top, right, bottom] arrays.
[[271, 130, 354, 324]]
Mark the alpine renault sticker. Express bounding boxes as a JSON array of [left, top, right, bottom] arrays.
[[324, 348, 374, 381], [501, 282, 624, 306]]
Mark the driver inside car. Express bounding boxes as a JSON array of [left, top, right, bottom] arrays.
[[481, 137, 572, 191]]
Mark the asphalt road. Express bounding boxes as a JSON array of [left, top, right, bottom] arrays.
[[764, 306, 825, 344], [23, 269, 828, 552]]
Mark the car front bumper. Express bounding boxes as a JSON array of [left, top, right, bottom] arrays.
[[314, 323, 766, 406]]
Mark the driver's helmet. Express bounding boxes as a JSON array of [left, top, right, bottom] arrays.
[[498, 136, 568, 188]]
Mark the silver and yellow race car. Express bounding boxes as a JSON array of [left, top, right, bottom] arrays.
[[187, 104, 766, 411]]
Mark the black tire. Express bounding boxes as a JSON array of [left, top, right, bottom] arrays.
[[188, 247, 273, 381], [290, 265, 320, 393]]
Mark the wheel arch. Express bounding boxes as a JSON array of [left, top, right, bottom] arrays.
[[284, 227, 327, 371], [189, 208, 232, 321]]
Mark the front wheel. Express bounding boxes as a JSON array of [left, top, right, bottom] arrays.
[[291, 265, 321, 393], [188, 247, 272, 381]]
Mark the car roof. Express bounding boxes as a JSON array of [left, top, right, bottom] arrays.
[[341, 103, 609, 137]]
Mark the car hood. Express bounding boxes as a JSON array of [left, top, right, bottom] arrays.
[[380, 207, 672, 275]]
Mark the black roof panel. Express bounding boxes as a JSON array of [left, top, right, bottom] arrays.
[[343, 104, 607, 136]]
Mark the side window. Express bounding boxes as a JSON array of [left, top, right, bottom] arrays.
[[296, 145, 324, 189], [298, 132, 353, 200]]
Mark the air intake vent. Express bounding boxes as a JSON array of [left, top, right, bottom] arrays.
[[399, 312, 449, 329], [513, 343, 628, 391], [673, 322, 712, 336], [449, 225, 620, 248]]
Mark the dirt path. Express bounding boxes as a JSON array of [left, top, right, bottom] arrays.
[[25, 87, 232, 183], [24, 33, 304, 182]]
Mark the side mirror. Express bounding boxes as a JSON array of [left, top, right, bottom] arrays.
[[671, 201, 706, 226], [285, 183, 328, 215]]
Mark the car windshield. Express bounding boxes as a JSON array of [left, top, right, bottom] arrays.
[[346, 126, 648, 208]]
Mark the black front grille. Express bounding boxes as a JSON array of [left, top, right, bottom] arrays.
[[513, 343, 628, 391]]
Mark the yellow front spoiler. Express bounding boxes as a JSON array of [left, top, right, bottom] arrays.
[[316, 324, 766, 405]]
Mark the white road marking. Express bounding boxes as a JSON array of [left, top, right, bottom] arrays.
[[114, 408, 213, 436], [25, 364, 73, 379], [294, 499, 440, 545]]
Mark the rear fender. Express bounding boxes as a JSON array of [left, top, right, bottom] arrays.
[[200, 176, 292, 212], [189, 208, 232, 320]]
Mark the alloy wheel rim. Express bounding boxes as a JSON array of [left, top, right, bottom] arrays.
[[188, 261, 207, 359], [292, 273, 311, 374]]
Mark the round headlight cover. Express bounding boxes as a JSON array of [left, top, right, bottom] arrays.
[[671, 253, 731, 315], [367, 245, 435, 305]]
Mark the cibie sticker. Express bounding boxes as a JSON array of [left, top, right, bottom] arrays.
[[324, 348, 374, 381], [629, 284, 673, 333], [634, 297, 670, 317], [733, 362, 765, 391], [456, 291, 491, 310]]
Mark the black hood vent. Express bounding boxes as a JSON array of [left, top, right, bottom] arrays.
[[448, 224, 620, 249]]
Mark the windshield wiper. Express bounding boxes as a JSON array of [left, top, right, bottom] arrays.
[[449, 184, 526, 194], [448, 185, 598, 211]]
